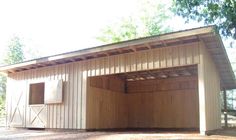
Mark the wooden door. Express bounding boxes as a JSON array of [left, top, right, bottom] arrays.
[[26, 81, 47, 128], [8, 84, 26, 127], [26, 104, 47, 128]]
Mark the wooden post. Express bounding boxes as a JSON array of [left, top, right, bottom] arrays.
[[223, 88, 228, 128]]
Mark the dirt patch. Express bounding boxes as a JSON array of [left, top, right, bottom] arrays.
[[0, 127, 236, 140]]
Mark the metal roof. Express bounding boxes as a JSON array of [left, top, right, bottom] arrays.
[[0, 26, 235, 89]]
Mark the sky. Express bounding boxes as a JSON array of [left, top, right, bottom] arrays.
[[0, 0, 234, 63]]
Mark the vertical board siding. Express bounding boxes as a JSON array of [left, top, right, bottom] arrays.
[[127, 76, 199, 128], [198, 42, 221, 134], [86, 76, 127, 129], [68, 63, 73, 128], [6, 62, 85, 129], [6, 42, 200, 129], [76, 62, 82, 128], [81, 61, 88, 129], [64, 64, 69, 128], [86, 75, 198, 129], [56, 65, 61, 128], [154, 49, 160, 69], [83, 42, 200, 78], [125, 54, 130, 72], [147, 50, 154, 69]]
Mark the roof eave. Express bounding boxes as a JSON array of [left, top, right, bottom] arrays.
[[0, 26, 214, 73]]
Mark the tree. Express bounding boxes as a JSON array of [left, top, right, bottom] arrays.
[[172, 0, 236, 39], [4, 37, 24, 64], [97, 0, 171, 43], [0, 36, 24, 119], [97, 18, 139, 43], [0, 76, 6, 96]]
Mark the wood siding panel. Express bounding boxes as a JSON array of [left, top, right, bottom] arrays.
[[86, 75, 199, 129], [6, 62, 85, 129], [81, 61, 88, 129], [114, 55, 120, 74], [86, 76, 127, 129], [137, 52, 142, 71], [125, 54, 131, 72], [127, 76, 199, 128], [130, 53, 136, 72], [198, 42, 221, 134], [142, 51, 148, 70], [6, 42, 200, 129], [147, 51, 154, 69], [119, 54, 125, 73], [166, 47, 173, 67], [172, 46, 179, 66], [153, 49, 160, 69]]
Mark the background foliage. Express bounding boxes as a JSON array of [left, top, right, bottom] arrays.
[[173, 0, 236, 39], [97, 0, 171, 43], [0, 36, 25, 124]]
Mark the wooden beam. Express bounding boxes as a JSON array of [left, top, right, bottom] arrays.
[[8, 69, 16, 73], [161, 40, 167, 47], [69, 59, 76, 62], [181, 70, 192, 76], [168, 71, 179, 77], [223, 88, 228, 128], [129, 46, 136, 52], [116, 49, 122, 53], [102, 52, 110, 56], [157, 73, 168, 78], [145, 43, 152, 49]]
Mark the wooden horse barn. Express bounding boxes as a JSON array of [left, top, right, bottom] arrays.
[[0, 26, 235, 135]]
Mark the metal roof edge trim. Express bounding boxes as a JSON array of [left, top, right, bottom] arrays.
[[215, 33, 236, 86]]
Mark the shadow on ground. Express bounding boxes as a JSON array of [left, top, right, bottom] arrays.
[[209, 128, 236, 137]]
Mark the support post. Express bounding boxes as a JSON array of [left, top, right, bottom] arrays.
[[223, 88, 228, 128]]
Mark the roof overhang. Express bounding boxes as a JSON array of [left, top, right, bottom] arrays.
[[0, 26, 235, 89]]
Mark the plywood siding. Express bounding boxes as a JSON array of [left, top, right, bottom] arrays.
[[85, 42, 199, 76], [86, 75, 199, 129], [127, 76, 199, 128], [198, 43, 221, 133], [6, 42, 200, 129], [7, 62, 87, 129], [86, 76, 128, 129]]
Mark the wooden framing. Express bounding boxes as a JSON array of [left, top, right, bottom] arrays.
[[86, 74, 199, 129], [223, 88, 228, 128], [2, 26, 235, 135]]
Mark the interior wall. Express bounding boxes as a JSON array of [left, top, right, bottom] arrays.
[[86, 75, 199, 129], [86, 76, 128, 129], [127, 76, 199, 128]]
